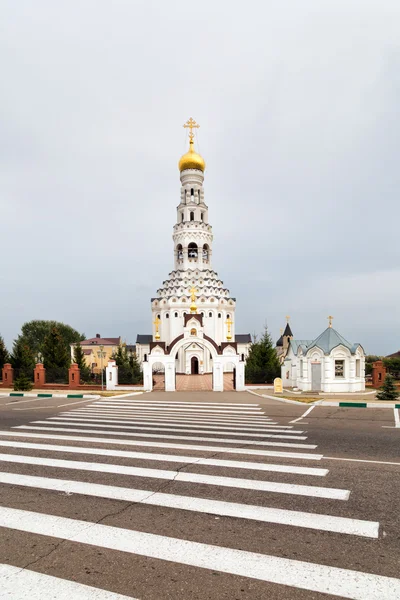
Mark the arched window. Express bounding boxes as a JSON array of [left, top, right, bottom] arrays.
[[190, 328, 197, 336], [175, 353, 178, 359], [174, 312, 178, 317], [190, 211, 195, 221], [200, 212, 204, 222], [166, 314, 169, 319], [144, 354, 148, 362], [201, 312, 204, 317], [209, 312, 212, 317], [188, 242, 198, 258], [203, 244, 209, 260], [190, 188, 194, 200], [227, 314, 230, 319], [241, 354, 245, 361], [181, 213, 184, 222], [218, 313, 222, 318], [176, 244, 183, 260]]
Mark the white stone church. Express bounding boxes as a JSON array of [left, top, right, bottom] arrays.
[[135, 118, 251, 391]]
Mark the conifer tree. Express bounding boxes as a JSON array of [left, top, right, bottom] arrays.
[[245, 325, 281, 384], [113, 345, 142, 384], [10, 337, 35, 380], [376, 374, 399, 401], [43, 326, 71, 383], [0, 335, 9, 371], [128, 349, 143, 384], [73, 343, 91, 383]]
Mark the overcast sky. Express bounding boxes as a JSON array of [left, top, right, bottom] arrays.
[[1, 1, 399, 355]]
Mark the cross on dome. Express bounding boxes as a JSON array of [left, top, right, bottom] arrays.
[[183, 117, 200, 141]]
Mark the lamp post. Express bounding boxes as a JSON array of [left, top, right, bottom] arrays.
[[97, 344, 106, 391]]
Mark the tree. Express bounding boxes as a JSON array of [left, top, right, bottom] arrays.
[[17, 320, 84, 359], [13, 374, 33, 392], [245, 325, 281, 384], [0, 335, 9, 371], [376, 374, 399, 401], [10, 338, 36, 379], [73, 343, 91, 383], [43, 326, 71, 383], [113, 345, 142, 385]]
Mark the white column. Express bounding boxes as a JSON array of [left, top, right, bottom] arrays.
[[236, 361, 245, 391], [143, 362, 153, 391], [213, 358, 223, 392], [165, 359, 176, 392], [106, 361, 118, 391]]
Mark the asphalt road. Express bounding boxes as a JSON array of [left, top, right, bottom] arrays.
[[0, 391, 399, 599]]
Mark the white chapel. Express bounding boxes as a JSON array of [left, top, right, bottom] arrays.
[[135, 118, 251, 391]]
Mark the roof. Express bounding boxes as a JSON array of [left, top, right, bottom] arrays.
[[276, 335, 283, 347], [304, 327, 363, 355], [79, 337, 120, 346], [136, 334, 152, 344], [386, 350, 400, 358], [283, 323, 293, 337], [235, 334, 252, 344], [289, 339, 314, 354]]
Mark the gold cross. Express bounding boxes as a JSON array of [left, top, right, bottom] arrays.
[[189, 286, 198, 302], [285, 315, 290, 322], [328, 315, 334, 328], [226, 316, 233, 341], [153, 317, 161, 339], [183, 117, 200, 142]]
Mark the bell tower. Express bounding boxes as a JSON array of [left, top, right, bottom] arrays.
[[174, 118, 212, 271]]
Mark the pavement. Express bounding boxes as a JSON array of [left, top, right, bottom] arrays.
[[0, 391, 399, 599]]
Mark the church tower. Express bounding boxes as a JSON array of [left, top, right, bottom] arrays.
[[136, 118, 250, 380]]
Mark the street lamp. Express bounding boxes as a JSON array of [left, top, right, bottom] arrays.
[[97, 344, 106, 391]]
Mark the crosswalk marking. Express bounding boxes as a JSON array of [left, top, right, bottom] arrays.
[[0, 563, 135, 599], [16, 425, 317, 449], [59, 413, 289, 431], [1, 508, 398, 599], [93, 400, 261, 407], [78, 407, 274, 420], [0, 440, 328, 475], [91, 404, 264, 414], [0, 452, 346, 498], [70, 410, 280, 425], [0, 431, 323, 459], [0, 472, 376, 537], [45, 418, 307, 439]]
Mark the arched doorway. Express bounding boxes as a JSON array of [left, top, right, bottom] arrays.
[[152, 361, 165, 391], [224, 361, 236, 391], [191, 356, 199, 375]]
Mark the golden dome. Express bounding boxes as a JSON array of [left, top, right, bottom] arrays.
[[178, 139, 205, 172]]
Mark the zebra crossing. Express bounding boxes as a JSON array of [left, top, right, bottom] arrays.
[[0, 396, 399, 599]]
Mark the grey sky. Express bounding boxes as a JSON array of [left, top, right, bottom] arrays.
[[1, 1, 399, 355]]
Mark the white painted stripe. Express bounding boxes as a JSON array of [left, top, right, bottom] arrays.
[[394, 408, 400, 428], [17, 425, 317, 449], [57, 399, 97, 408], [89, 408, 270, 419], [0, 431, 323, 460], [94, 402, 262, 410], [46, 418, 306, 439], [92, 404, 264, 414], [324, 456, 400, 466], [1, 508, 397, 599], [0, 473, 375, 537], [70, 409, 278, 424], [95, 400, 260, 406], [60, 413, 286, 430], [0, 563, 135, 599], [290, 405, 316, 424], [0, 453, 348, 498], [0, 440, 328, 475]]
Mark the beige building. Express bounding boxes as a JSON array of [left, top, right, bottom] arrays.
[[70, 334, 122, 374]]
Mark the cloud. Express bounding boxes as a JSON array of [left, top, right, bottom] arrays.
[[0, 0, 399, 355]]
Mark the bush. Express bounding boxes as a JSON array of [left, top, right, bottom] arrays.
[[14, 374, 33, 391]]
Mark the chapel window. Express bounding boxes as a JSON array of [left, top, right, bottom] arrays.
[[335, 360, 345, 378], [190, 328, 197, 336], [190, 211, 195, 221], [218, 313, 221, 318], [188, 242, 198, 258], [174, 312, 178, 317], [201, 212, 204, 221], [209, 312, 212, 317], [166, 314, 169, 319], [241, 354, 245, 361]]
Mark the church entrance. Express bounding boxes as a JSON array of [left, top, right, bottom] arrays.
[[191, 356, 199, 375]]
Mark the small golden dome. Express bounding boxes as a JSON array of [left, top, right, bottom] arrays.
[[178, 139, 205, 172]]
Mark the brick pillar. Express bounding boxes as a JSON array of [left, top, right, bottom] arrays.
[[34, 363, 46, 388], [2, 363, 14, 387], [69, 363, 80, 389], [372, 360, 386, 388]]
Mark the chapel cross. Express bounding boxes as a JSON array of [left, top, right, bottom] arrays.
[[328, 315, 334, 328], [153, 317, 161, 340], [189, 286, 198, 302], [226, 316, 233, 341], [286, 315, 290, 322], [183, 117, 200, 141]]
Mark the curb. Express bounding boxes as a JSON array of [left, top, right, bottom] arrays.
[[4, 393, 100, 399], [321, 401, 400, 408]]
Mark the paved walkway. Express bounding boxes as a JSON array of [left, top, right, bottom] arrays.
[[152, 374, 235, 392]]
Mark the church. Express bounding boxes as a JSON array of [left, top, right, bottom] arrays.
[[135, 119, 251, 391], [281, 318, 366, 393]]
